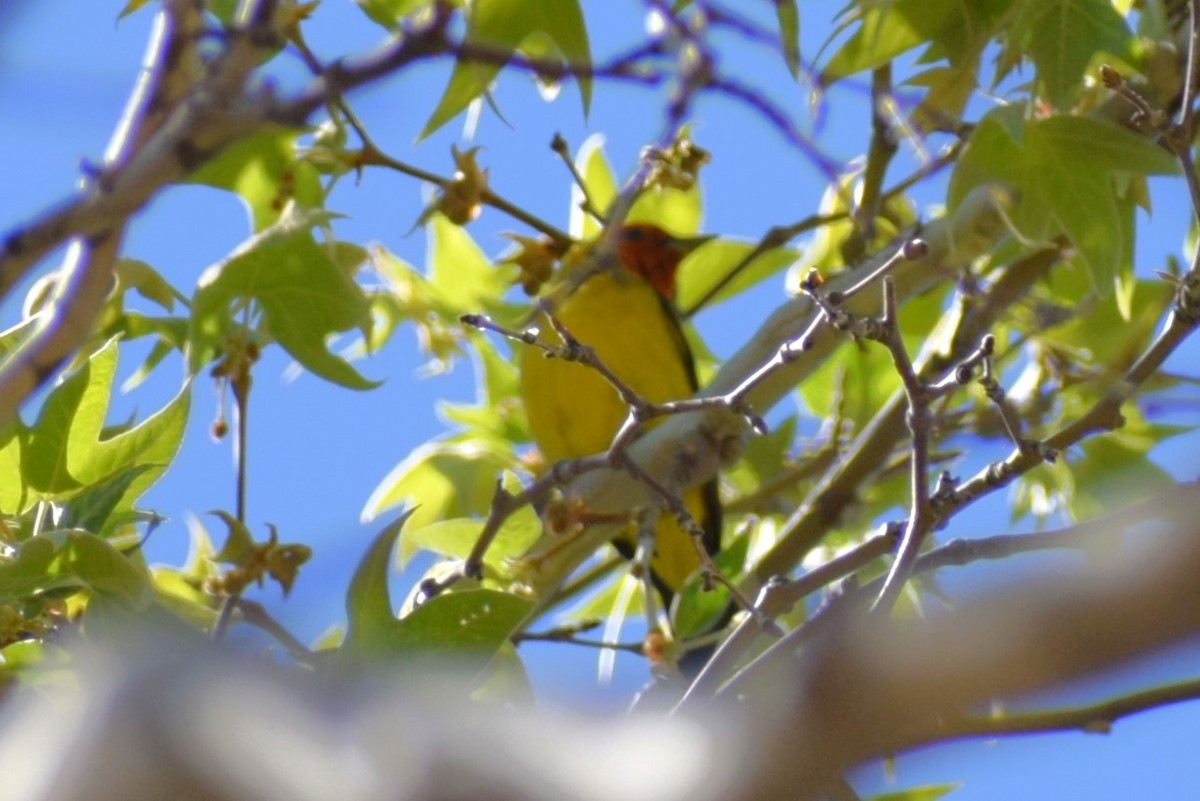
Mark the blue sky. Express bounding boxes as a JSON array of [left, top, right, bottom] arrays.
[[2, 2, 1199, 798]]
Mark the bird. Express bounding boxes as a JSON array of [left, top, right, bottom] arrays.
[[518, 222, 722, 614]]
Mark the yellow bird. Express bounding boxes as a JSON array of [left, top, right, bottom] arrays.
[[518, 223, 721, 606]]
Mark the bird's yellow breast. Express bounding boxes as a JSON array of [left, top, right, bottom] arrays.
[[519, 268, 695, 464]]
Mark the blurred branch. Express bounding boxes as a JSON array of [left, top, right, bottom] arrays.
[[740, 484, 1200, 801], [948, 677, 1200, 739], [722, 483, 1200, 702], [682, 476, 1188, 707], [11, 487, 1200, 801]]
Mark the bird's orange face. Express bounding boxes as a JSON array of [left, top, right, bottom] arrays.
[[617, 224, 711, 300]]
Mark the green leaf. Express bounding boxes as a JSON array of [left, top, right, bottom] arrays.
[[189, 128, 323, 232], [1067, 436, 1175, 520], [20, 346, 107, 497], [0, 424, 27, 514], [152, 516, 221, 627], [0, 531, 151, 606], [949, 110, 1177, 291], [19, 339, 190, 511], [947, 105, 1027, 209], [403, 517, 486, 567], [115, 259, 182, 311], [1026, 117, 1175, 290], [561, 567, 644, 623], [208, 0, 239, 25], [672, 531, 749, 638], [775, 0, 802, 77], [567, 135, 702, 239], [345, 510, 533, 664], [117, 0, 154, 18], [821, 0, 1010, 83], [420, 0, 591, 139], [628, 182, 703, 238], [118, 322, 189, 392], [520, 31, 568, 102], [725, 415, 798, 500], [1037, 155, 1122, 291], [59, 464, 157, 537], [1012, 0, 1133, 108], [210, 510, 258, 565], [0, 538, 66, 602], [368, 248, 465, 371], [800, 340, 899, 428], [191, 207, 378, 389], [405, 503, 541, 573], [384, 589, 532, 658], [677, 241, 798, 312], [820, 0, 953, 83], [439, 334, 529, 442], [370, 218, 522, 374], [428, 215, 511, 314], [57, 531, 153, 604], [488, 502, 543, 565], [354, 0, 434, 28], [866, 783, 962, 801], [1032, 115, 1179, 176], [72, 377, 190, 511], [362, 438, 516, 538], [473, 641, 535, 704], [345, 512, 416, 650], [0, 317, 38, 364]]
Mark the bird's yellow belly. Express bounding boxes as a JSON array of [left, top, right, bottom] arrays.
[[520, 272, 694, 463], [518, 270, 706, 593]]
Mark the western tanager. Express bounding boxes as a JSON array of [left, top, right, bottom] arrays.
[[518, 223, 721, 606]]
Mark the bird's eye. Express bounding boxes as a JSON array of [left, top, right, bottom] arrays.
[[622, 227, 643, 241]]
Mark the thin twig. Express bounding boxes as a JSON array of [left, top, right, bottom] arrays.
[[613, 449, 759, 619], [679, 142, 957, 320], [551, 133, 605, 224], [680, 217, 838, 320], [718, 485, 1197, 702], [1180, 0, 1200, 134], [675, 522, 900, 711], [235, 598, 323, 666], [845, 64, 899, 263], [747, 245, 1061, 592], [514, 618, 644, 654], [946, 677, 1200, 740], [869, 277, 932, 612]]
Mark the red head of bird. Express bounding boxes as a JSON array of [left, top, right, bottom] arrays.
[[616, 224, 714, 299]]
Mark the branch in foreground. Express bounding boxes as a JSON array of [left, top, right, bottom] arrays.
[[748, 243, 1062, 593], [742, 484, 1200, 801], [692, 482, 1200, 709], [948, 677, 1200, 740], [9, 487, 1200, 801]]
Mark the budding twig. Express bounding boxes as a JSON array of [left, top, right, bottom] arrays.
[[868, 277, 934, 613], [551, 132, 606, 225]]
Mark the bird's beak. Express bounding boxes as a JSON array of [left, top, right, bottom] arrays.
[[666, 233, 717, 256]]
